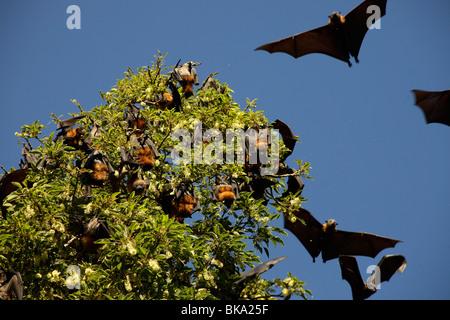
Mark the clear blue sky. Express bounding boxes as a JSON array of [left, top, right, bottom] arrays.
[[1, 0, 449, 300]]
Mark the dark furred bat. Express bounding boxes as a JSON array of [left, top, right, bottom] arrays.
[[255, 0, 387, 67], [67, 215, 112, 257], [126, 134, 160, 171], [280, 166, 304, 198], [172, 61, 200, 98], [284, 208, 401, 262], [0, 269, 23, 300], [55, 115, 91, 151], [151, 82, 182, 111], [339, 254, 406, 300], [80, 150, 115, 189], [159, 183, 201, 222], [0, 168, 29, 219], [212, 176, 240, 208], [125, 105, 147, 136], [273, 119, 297, 161], [412, 89, 450, 126], [235, 256, 288, 285]]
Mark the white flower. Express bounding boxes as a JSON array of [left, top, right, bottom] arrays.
[[148, 259, 161, 272], [47, 270, 61, 282], [126, 241, 137, 255], [125, 275, 132, 292], [211, 259, 223, 268], [84, 268, 95, 276]]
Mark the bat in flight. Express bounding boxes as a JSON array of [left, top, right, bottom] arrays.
[[284, 208, 401, 262], [339, 254, 407, 300], [235, 256, 288, 285], [411, 89, 450, 126], [255, 0, 387, 67]]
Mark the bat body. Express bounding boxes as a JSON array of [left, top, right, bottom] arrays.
[[159, 183, 201, 222], [127, 134, 160, 171], [255, 0, 387, 66], [235, 256, 288, 285], [0, 269, 23, 300], [68, 215, 112, 256], [281, 166, 304, 198], [80, 150, 115, 188], [412, 89, 450, 126], [339, 254, 406, 300], [284, 208, 401, 262], [55, 115, 91, 151], [212, 176, 240, 208], [172, 62, 200, 98], [125, 105, 147, 136], [0, 168, 29, 219]]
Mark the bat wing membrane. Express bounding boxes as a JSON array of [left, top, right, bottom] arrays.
[[322, 230, 401, 262], [256, 25, 350, 64]]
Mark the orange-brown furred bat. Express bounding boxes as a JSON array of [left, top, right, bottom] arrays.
[[412, 89, 450, 126], [172, 61, 200, 98], [284, 208, 401, 262], [125, 105, 147, 136], [67, 215, 112, 257], [159, 183, 200, 222], [122, 134, 160, 171], [212, 176, 240, 208], [255, 0, 387, 67], [339, 254, 406, 300], [55, 115, 92, 151], [80, 150, 115, 189]]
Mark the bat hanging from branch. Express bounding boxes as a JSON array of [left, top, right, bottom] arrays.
[[411, 89, 450, 126], [284, 208, 401, 262], [212, 175, 240, 208], [255, 0, 387, 67], [339, 254, 406, 300], [172, 61, 201, 98]]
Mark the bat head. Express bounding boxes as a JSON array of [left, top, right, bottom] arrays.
[[328, 12, 345, 26], [323, 219, 338, 232]]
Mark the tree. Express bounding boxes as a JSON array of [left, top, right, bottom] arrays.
[[0, 53, 312, 300]]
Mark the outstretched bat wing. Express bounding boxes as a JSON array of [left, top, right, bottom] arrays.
[[322, 230, 401, 262], [273, 119, 297, 161], [235, 256, 288, 285], [255, 24, 350, 64], [373, 254, 407, 284], [343, 0, 387, 60], [412, 89, 450, 126], [284, 208, 322, 262], [338, 255, 372, 300]]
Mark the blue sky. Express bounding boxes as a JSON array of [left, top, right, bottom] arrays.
[[1, 0, 449, 300]]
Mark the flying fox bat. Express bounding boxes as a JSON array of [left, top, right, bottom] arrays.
[[172, 61, 200, 98], [0, 269, 23, 300], [124, 134, 160, 171], [67, 215, 112, 257], [255, 0, 387, 67], [212, 176, 240, 208], [55, 115, 92, 151], [151, 81, 182, 111], [412, 89, 450, 126], [159, 183, 201, 222], [125, 105, 148, 136], [284, 208, 401, 262], [0, 168, 29, 219], [80, 150, 115, 195], [235, 256, 288, 285], [339, 254, 407, 300]]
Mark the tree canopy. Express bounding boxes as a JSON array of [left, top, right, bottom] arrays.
[[0, 53, 312, 300]]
